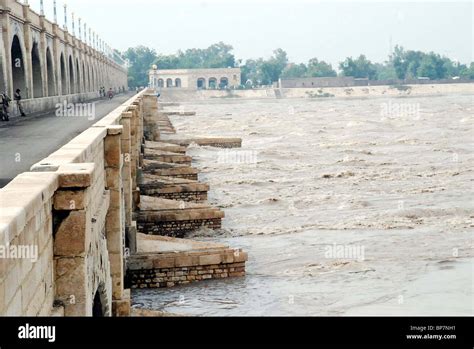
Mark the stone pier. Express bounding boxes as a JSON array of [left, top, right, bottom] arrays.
[[139, 173, 209, 202], [128, 234, 247, 289]]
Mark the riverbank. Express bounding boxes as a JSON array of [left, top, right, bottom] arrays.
[[160, 83, 474, 101]]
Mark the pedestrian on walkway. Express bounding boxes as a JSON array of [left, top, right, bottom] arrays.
[[14, 89, 26, 117], [0, 92, 11, 122]]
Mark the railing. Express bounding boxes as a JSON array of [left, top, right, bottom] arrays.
[[0, 88, 155, 317]]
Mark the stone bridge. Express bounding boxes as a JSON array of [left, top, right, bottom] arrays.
[[0, 89, 149, 316], [0, 0, 128, 116], [0, 87, 247, 316]]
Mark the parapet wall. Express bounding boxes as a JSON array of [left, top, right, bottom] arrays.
[[0, 89, 155, 316]]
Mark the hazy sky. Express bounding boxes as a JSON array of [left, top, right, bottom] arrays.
[[29, 0, 473, 66]]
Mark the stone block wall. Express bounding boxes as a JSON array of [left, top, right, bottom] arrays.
[[128, 249, 248, 289], [137, 218, 222, 238], [0, 172, 58, 316], [142, 191, 208, 202], [0, 90, 153, 316]]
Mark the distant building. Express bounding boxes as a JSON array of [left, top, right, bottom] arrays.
[[279, 77, 356, 88], [149, 67, 241, 90]]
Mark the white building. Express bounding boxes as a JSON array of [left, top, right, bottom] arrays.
[[149, 67, 241, 90]]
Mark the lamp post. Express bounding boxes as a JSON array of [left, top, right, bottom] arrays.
[[53, 0, 57, 23], [63, 4, 68, 31]]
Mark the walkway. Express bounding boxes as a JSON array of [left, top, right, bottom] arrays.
[[0, 93, 134, 187]]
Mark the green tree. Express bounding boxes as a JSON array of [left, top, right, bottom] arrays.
[[393, 46, 425, 79], [339, 55, 377, 79], [123, 46, 157, 88], [281, 63, 308, 78], [460, 62, 474, 79], [241, 58, 264, 86], [416, 53, 447, 80], [392, 46, 454, 80], [155, 54, 180, 69], [202, 42, 236, 68], [374, 62, 398, 80], [163, 42, 236, 69], [262, 49, 289, 84], [306, 58, 337, 77]]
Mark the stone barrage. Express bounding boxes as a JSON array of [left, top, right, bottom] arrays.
[[128, 96, 248, 290], [0, 89, 247, 316], [0, 0, 128, 117]]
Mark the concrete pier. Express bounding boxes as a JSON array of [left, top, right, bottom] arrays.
[[142, 160, 199, 180], [128, 234, 247, 289], [135, 196, 224, 237], [160, 137, 243, 148], [139, 173, 209, 202], [145, 141, 187, 154], [144, 148, 192, 165]]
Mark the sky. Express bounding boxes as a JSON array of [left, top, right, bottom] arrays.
[[28, 0, 473, 66]]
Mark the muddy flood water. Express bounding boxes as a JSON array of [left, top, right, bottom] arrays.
[[132, 94, 473, 316]]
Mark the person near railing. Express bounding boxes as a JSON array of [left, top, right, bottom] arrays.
[[14, 89, 26, 117]]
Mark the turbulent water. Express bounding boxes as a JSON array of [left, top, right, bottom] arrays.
[[133, 94, 474, 316]]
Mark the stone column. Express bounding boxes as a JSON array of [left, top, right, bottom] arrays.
[[21, 3, 33, 99], [1, 3, 13, 96], [39, 14, 48, 97], [128, 105, 140, 210], [142, 94, 160, 141], [53, 164, 95, 316], [52, 23, 61, 96], [103, 126, 130, 316], [120, 112, 134, 244]]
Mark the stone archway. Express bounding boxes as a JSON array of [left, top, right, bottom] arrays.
[[0, 46, 5, 93], [46, 47, 56, 96], [31, 42, 43, 98], [220, 77, 229, 89], [197, 78, 206, 89], [88, 64, 92, 92], [92, 283, 109, 317], [68, 56, 75, 94], [175, 78, 182, 88], [82, 62, 87, 93], [166, 78, 173, 88], [92, 65, 97, 92], [76, 59, 81, 93], [60, 53, 67, 95], [157, 79, 164, 88], [208, 77, 217, 89], [11, 35, 27, 97]]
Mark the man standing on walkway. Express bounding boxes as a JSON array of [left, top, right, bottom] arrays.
[[14, 89, 26, 117]]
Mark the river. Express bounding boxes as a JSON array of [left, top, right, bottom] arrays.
[[133, 94, 473, 316]]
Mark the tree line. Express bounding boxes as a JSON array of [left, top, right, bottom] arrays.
[[123, 42, 474, 88]]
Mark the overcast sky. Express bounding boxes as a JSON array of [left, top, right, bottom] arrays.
[[29, 0, 473, 66]]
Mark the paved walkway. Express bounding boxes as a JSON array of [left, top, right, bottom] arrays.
[[0, 93, 134, 188]]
